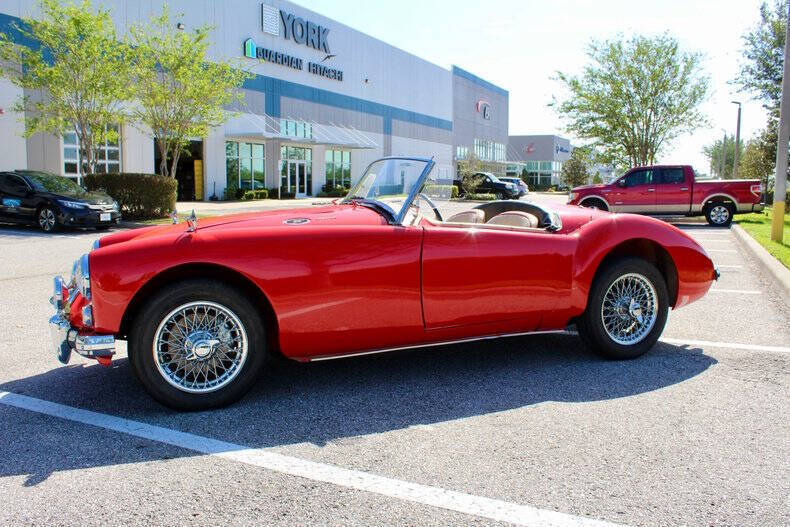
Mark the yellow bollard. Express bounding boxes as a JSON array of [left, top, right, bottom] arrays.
[[771, 201, 785, 242]]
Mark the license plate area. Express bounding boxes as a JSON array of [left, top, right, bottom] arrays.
[[100, 212, 111, 221]]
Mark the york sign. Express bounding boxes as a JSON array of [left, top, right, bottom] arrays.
[[261, 4, 331, 54]]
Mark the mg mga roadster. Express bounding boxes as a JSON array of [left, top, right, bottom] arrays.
[[49, 157, 718, 410]]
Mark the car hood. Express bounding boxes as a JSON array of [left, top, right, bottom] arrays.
[[571, 183, 609, 192], [98, 204, 387, 248]]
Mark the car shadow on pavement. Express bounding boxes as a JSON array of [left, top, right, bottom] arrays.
[[0, 332, 716, 483]]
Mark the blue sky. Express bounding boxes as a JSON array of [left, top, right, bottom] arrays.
[[295, 0, 769, 174]]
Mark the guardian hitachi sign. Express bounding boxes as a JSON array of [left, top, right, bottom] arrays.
[[261, 3, 331, 54]]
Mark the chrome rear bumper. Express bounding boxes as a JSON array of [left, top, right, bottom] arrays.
[[50, 276, 115, 365]]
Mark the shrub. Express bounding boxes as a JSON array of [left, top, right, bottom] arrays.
[[241, 190, 256, 201], [465, 193, 496, 201], [422, 184, 456, 200], [318, 184, 348, 197], [83, 173, 177, 219], [268, 187, 295, 199]]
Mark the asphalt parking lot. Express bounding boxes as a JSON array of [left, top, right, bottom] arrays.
[[0, 202, 788, 526]]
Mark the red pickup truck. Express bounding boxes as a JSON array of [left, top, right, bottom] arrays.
[[567, 165, 764, 226]]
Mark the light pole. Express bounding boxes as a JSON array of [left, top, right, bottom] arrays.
[[771, 1, 790, 243], [719, 130, 727, 178], [732, 101, 742, 180]]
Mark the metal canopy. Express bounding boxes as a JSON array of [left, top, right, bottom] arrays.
[[224, 112, 378, 150]]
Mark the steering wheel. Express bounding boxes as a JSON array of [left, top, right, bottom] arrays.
[[415, 193, 443, 222]]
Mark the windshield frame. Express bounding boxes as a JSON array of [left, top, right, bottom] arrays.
[[341, 156, 436, 225]]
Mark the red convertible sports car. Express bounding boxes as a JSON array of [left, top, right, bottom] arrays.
[[49, 157, 718, 410]]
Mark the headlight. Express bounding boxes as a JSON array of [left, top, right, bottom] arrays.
[[73, 253, 91, 299], [58, 199, 88, 209], [568, 192, 578, 202], [111, 201, 119, 211], [506, 183, 515, 189]]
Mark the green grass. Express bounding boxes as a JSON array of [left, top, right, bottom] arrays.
[[734, 209, 790, 269]]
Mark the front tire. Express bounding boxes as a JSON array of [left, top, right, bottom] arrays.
[[129, 279, 268, 410], [577, 257, 669, 359], [705, 202, 734, 227], [38, 206, 60, 232]]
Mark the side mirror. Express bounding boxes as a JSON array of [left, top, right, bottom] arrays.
[[617, 179, 627, 188]]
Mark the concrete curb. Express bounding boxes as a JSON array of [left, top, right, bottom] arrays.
[[731, 223, 790, 306]]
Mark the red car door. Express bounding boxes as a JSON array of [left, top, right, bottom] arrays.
[[616, 168, 657, 213], [420, 224, 575, 333], [656, 167, 691, 214]]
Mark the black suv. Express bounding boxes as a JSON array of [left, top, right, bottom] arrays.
[[0, 170, 120, 232], [473, 172, 520, 200]]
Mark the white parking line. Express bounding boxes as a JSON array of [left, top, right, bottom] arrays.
[[706, 249, 738, 253], [0, 391, 620, 527], [660, 338, 790, 354], [708, 288, 762, 294], [714, 265, 742, 269]]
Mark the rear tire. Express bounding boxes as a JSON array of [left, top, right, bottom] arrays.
[[705, 202, 734, 227], [129, 279, 268, 410], [577, 257, 669, 359]]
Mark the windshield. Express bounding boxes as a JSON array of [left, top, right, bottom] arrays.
[[342, 158, 433, 221], [25, 172, 87, 196]]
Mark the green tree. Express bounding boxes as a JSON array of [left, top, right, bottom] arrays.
[[553, 34, 710, 167], [734, 0, 787, 118], [457, 154, 484, 195], [127, 7, 251, 178], [0, 0, 131, 178], [702, 135, 745, 179], [740, 129, 778, 191], [561, 148, 591, 188]]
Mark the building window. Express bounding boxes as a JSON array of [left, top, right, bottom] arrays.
[[473, 139, 506, 162], [325, 149, 351, 190], [280, 119, 313, 139], [455, 146, 469, 160], [63, 125, 121, 177], [225, 141, 265, 198]]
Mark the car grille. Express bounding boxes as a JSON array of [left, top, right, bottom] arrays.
[[87, 204, 115, 212]]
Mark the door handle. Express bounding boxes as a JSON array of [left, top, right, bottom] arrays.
[[647, 188, 655, 192], [680, 187, 688, 191]]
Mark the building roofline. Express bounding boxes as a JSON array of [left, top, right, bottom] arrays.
[[451, 66, 508, 97]]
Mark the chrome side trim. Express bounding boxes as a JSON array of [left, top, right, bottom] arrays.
[[308, 330, 571, 362]]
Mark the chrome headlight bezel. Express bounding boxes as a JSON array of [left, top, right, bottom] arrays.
[[58, 199, 88, 209], [72, 253, 91, 300]]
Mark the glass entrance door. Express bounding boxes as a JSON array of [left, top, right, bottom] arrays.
[[287, 160, 307, 197]]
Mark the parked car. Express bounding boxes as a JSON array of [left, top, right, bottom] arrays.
[[567, 165, 763, 226], [454, 172, 521, 200], [499, 176, 530, 198], [0, 170, 120, 232], [48, 156, 717, 410]]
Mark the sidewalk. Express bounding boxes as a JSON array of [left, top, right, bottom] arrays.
[[175, 198, 335, 215]]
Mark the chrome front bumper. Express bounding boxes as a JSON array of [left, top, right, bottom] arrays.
[[50, 276, 115, 365]]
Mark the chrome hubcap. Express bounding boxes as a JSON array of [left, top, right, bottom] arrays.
[[710, 205, 729, 224], [39, 209, 55, 230], [153, 301, 248, 393], [601, 273, 658, 345]]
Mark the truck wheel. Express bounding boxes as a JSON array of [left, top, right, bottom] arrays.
[[705, 202, 734, 227], [577, 257, 669, 360], [129, 279, 268, 410], [580, 198, 607, 211], [495, 192, 505, 200]]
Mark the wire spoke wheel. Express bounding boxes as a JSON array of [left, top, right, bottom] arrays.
[[601, 272, 658, 346], [153, 301, 248, 394]]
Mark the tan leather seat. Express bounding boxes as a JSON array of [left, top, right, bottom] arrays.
[[485, 211, 539, 228], [445, 209, 485, 224]]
